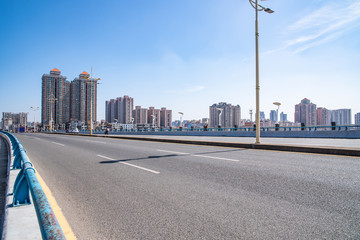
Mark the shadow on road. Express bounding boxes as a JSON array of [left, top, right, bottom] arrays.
[[99, 149, 247, 164], [99, 154, 180, 164]]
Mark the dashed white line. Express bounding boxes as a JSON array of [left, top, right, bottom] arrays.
[[156, 149, 189, 155], [86, 140, 106, 144], [97, 155, 160, 174], [156, 149, 239, 162], [192, 155, 239, 162], [51, 142, 65, 146]]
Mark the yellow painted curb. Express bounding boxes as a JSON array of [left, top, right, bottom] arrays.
[[35, 171, 77, 240]]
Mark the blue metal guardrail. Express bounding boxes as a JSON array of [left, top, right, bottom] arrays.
[[0, 130, 66, 239], [79, 124, 360, 133], [40, 124, 360, 135]]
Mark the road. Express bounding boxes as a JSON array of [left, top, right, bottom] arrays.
[[15, 133, 360, 239]]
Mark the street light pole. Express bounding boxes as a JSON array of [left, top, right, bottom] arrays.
[[216, 108, 223, 128], [48, 94, 57, 133], [273, 102, 281, 124], [151, 114, 156, 129], [30, 106, 39, 132], [178, 112, 184, 128], [249, 0, 274, 144]]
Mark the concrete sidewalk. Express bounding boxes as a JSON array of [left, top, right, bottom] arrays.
[[0, 134, 41, 239], [84, 134, 360, 157]]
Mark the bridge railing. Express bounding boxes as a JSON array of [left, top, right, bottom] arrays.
[[0, 130, 66, 239], [86, 124, 360, 133], [41, 124, 360, 134]]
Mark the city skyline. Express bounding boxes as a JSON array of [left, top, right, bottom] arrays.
[[1, 0, 359, 123]]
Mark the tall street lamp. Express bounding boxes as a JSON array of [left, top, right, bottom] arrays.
[[273, 102, 281, 123], [216, 108, 223, 128], [178, 112, 184, 128], [249, 0, 274, 144], [30, 106, 39, 132], [47, 94, 57, 133], [151, 114, 156, 130]]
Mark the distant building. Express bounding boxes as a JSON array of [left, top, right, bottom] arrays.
[[105, 96, 134, 124], [2, 112, 28, 131], [209, 102, 241, 128], [316, 107, 331, 125], [270, 110, 277, 122], [202, 118, 209, 124], [133, 106, 148, 124], [70, 71, 88, 123], [260, 111, 265, 120], [42, 68, 99, 130], [280, 112, 287, 122], [294, 98, 317, 126], [41, 68, 70, 128], [160, 107, 172, 128], [355, 112, 360, 125], [105, 99, 116, 123], [331, 109, 351, 125], [148, 107, 161, 128]]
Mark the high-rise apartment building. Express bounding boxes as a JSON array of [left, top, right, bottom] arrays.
[[148, 107, 161, 128], [209, 102, 241, 128], [42, 69, 100, 130], [316, 107, 331, 125], [105, 99, 117, 123], [70, 72, 88, 122], [160, 107, 172, 128], [294, 98, 317, 126], [105, 96, 134, 124], [70, 71, 98, 125], [355, 112, 360, 125], [133, 106, 148, 124], [41, 68, 70, 127], [331, 109, 351, 125], [118, 96, 134, 124], [280, 112, 287, 122], [270, 110, 277, 122]]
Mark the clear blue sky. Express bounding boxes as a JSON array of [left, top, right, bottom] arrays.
[[1, 0, 359, 123]]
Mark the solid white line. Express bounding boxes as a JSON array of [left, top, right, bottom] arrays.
[[97, 155, 113, 160], [121, 162, 160, 174], [97, 155, 160, 174], [157, 149, 239, 162], [192, 155, 239, 162], [51, 142, 65, 146], [86, 140, 106, 144], [156, 149, 189, 155]]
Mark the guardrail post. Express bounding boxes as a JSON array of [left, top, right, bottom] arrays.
[[12, 168, 31, 206]]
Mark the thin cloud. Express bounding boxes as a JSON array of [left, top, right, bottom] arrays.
[[269, 1, 360, 54]]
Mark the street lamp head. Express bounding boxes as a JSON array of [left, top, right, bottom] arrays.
[[178, 112, 184, 115], [264, 8, 274, 13], [273, 102, 281, 106]]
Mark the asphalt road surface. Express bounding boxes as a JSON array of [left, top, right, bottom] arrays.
[[15, 133, 360, 240]]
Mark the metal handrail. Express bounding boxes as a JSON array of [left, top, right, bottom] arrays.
[[0, 130, 66, 239], [42, 124, 360, 134]]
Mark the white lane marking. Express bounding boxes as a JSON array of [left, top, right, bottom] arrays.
[[156, 149, 190, 155], [86, 140, 106, 144], [97, 155, 160, 174], [192, 155, 239, 162], [51, 142, 65, 146], [157, 149, 239, 162]]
